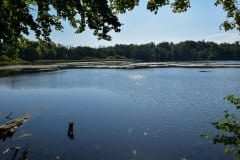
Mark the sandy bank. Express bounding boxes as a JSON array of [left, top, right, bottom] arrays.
[[0, 61, 240, 76]]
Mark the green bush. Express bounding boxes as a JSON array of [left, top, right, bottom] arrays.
[[202, 95, 240, 159], [0, 55, 11, 62]]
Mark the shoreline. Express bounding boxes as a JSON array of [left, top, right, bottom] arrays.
[[0, 61, 240, 76]]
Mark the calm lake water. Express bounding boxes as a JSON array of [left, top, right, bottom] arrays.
[[0, 68, 240, 160]]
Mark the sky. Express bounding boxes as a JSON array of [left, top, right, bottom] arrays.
[[33, 0, 240, 47]]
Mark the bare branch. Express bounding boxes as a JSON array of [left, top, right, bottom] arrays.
[[5, 112, 13, 120]]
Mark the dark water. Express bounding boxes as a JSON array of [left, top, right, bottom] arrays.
[[0, 68, 240, 160]]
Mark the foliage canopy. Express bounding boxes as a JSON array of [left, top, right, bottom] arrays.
[[14, 41, 240, 62], [0, 0, 240, 46]]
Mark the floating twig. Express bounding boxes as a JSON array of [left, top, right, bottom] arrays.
[[5, 112, 13, 120]]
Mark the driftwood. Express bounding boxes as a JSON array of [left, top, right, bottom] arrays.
[[0, 115, 30, 141], [2, 145, 28, 160]]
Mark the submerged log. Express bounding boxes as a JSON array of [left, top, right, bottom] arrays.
[[0, 115, 30, 140], [2, 145, 28, 160]]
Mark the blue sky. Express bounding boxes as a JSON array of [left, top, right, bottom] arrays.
[[36, 0, 239, 47]]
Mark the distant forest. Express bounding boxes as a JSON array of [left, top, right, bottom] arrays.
[[1, 41, 240, 62]]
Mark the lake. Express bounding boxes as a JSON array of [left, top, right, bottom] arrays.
[[0, 68, 240, 160]]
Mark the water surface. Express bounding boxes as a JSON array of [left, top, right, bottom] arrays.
[[0, 68, 240, 160]]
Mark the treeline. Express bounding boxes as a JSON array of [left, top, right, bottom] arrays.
[[1, 41, 240, 62]]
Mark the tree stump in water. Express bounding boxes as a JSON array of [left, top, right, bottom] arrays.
[[68, 121, 74, 140], [0, 115, 30, 140]]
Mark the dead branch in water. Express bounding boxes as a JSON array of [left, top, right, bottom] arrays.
[[1, 145, 28, 160], [0, 115, 30, 141], [5, 112, 13, 120]]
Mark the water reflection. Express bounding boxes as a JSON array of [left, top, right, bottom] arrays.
[[0, 130, 15, 142], [128, 74, 144, 80], [0, 68, 240, 159]]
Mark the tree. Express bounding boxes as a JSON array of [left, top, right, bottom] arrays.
[[8, 41, 239, 62], [1, 0, 240, 158], [202, 95, 240, 159], [0, 0, 239, 48]]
